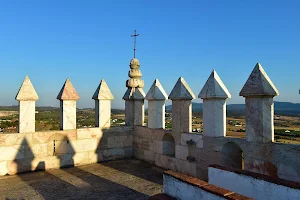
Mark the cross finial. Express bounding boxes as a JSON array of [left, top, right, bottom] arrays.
[[131, 30, 139, 58]]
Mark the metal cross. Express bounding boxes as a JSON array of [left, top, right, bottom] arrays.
[[131, 30, 139, 58]]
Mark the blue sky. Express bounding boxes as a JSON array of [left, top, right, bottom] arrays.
[[0, 0, 299, 108]]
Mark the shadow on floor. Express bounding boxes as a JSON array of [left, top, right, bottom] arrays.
[[7, 137, 152, 200], [61, 166, 150, 200], [101, 159, 164, 185]]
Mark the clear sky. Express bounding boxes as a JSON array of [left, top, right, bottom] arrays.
[[0, 0, 299, 108]]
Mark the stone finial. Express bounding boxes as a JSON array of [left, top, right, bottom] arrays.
[[146, 79, 168, 100], [240, 63, 279, 97], [92, 79, 114, 100], [199, 70, 231, 99], [126, 58, 144, 88], [57, 78, 80, 100], [16, 76, 39, 101], [123, 87, 145, 100], [169, 77, 195, 100]]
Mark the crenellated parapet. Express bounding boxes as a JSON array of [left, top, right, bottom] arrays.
[[13, 76, 116, 132], [0, 60, 299, 186]]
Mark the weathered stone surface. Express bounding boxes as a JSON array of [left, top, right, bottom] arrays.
[[95, 100, 111, 128], [240, 63, 279, 97], [71, 138, 99, 153], [15, 76, 39, 101], [124, 88, 145, 126], [107, 135, 133, 148], [169, 77, 195, 100], [0, 133, 32, 146], [125, 100, 134, 125], [57, 78, 80, 100], [148, 100, 165, 129], [0, 160, 163, 199], [245, 97, 274, 143], [134, 100, 145, 126], [172, 100, 192, 139], [18, 101, 36, 133], [134, 147, 144, 160], [199, 70, 231, 99], [203, 99, 227, 137], [60, 100, 77, 130], [181, 133, 203, 148], [126, 58, 144, 88], [33, 130, 77, 144], [175, 145, 189, 161], [153, 140, 164, 154], [92, 79, 114, 100], [15, 76, 38, 133], [77, 128, 103, 139], [175, 159, 197, 177], [146, 79, 168, 100], [144, 150, 155, 164], [123, 87, 145, 100]]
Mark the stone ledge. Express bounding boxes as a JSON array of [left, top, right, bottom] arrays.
[[164, 170, 252, 200], [209, 164, 300, 190]]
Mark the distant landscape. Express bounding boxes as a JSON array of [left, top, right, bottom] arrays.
[[0, 101, 299, 144], [166, 101, 300, 117]]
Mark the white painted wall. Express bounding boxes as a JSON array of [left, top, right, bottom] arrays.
[[163, 174, 224, 200], [208, 167, 300, 200]]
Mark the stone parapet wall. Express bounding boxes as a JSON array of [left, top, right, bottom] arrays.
[[134, 126, 204, 178], [134, 126, 300, 183], [208, 165, 300, 200], [0, 126, 133, 175]]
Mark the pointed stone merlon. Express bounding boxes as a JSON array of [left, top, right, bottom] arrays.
[[57, 79, 80, 130], [199, 70, 231, 137], [15, 76, 39, 133], [169, 77, 195, 143], [92, 79, 114, 128], [240, 63, 279, 143], [146, 79, 168, 129], [123, 87, 145, 126]]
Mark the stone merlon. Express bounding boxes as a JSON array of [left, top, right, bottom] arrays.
[[146, 79, 168, 100], [240, 63, 279, 97], [15, 76, 39, 101], [198, 70, 231, 99], [57, 78, 80, 100], [92, 79, 114, 100], [169, 77, 195, 100], [123, 87, 145, 100]]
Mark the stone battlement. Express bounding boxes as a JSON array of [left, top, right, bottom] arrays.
[[0, 60, 299, 189]]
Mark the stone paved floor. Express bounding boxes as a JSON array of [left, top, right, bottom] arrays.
[[0, 159, 164, 200]]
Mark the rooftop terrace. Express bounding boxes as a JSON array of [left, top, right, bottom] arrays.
[[0, 159, 163, 200]]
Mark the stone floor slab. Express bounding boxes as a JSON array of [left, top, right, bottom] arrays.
[[0, 159, 163, 200]]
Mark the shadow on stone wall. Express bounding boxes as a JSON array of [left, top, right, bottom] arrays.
[[162, 133, 175, 157], [55, 135, 75, 168], [11, 138, 34, 174], [221, 142, 244, 170]]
